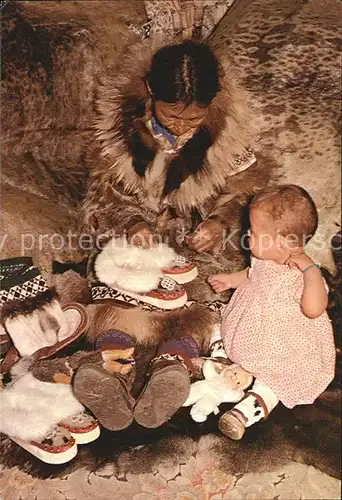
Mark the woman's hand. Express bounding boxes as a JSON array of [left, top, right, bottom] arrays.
[[128, 222, 156, 248], [208, 269, 249, 293], [187, 220, 224, 253]]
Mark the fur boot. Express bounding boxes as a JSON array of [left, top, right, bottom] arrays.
[[0, 371, 84, 442]]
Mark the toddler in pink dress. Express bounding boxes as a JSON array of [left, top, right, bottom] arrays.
[[208, 184, 336, 440]]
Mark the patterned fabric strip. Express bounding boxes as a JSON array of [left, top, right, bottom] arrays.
[[232, 148, 257, 174], [0, 258, 44, 291], [91, 283, 225, 314], [149, 352, 188, 371], [0, 258, 49, 306], [0, 275, 49, 304]]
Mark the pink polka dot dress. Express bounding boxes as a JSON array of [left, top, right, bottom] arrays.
[[220, 258, 336, 408]]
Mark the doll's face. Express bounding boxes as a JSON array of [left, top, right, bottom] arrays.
[[222, 365, 253, 391], [154, 101, 207, 137]]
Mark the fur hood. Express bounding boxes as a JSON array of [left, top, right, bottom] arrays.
[[87, 38, 258, 220]]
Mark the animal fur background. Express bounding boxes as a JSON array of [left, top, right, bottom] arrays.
[[0, 0, 341, 482]]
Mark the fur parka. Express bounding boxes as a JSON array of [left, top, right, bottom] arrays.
[[83, 38, 265, 241]]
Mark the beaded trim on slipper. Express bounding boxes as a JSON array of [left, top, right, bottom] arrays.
[[91, 283, 226, 314]]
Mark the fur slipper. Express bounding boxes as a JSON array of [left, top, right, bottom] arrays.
[[31, 303, 88, 360], [91, 238, 190, 310], [0, 372, 84, 442], [162, 254, 198, 284], [0, 370, 88, 463], [94, 238, 175, 292], [11, 426, 78, 465], [94, 237, 198, 288], [0, 302, 89, 374], [0, 257, 89, 373]]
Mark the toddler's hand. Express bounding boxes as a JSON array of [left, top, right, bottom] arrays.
[[286, 253, 315, 272], [209, 269, 249, 292], [208, 273, 235, 293]]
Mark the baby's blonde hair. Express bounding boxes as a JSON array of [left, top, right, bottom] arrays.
[[250, 184, 318, 245]]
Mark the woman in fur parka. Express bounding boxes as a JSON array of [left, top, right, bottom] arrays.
[[83, 39, 264, 254], [72, 39, 269, 432]]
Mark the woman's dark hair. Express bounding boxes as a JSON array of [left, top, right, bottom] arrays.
[[146, 41, 221, 106]]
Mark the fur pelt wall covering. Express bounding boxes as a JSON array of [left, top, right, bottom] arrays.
[[209, 0, 341, 272], [1, 2, 146, 268]]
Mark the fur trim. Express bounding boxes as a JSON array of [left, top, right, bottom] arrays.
[[3, 299, 68, 357], [10, 355, 36, 378], [0, 372, 84, 441], [52, 271, 92, 306], [86, 302, 218, 349], [1, 288, 59, 322], [94, 237, 177, 293]]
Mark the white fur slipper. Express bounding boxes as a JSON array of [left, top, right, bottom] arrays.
[[0, 257, 89, 374], [93, 238, 189, 309], [94, 238, 198, 288], [11, 426, 78, 465], [92, 276, 187, 310], [0, 372, 85, 440], [1, 303, 89, 374], [0, 371, 86, 463], [32, 303, 89, 359], [114, 276, 187, 310]]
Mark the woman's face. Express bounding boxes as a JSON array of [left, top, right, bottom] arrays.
[[154, 101, 207, 137]]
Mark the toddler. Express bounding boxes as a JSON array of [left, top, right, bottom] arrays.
[[208, 185, 335, 439]]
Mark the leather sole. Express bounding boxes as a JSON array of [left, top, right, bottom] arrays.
[[12, 437, 78, 464], [134, 364, 190, 428], [73, 364, 134, 431]]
